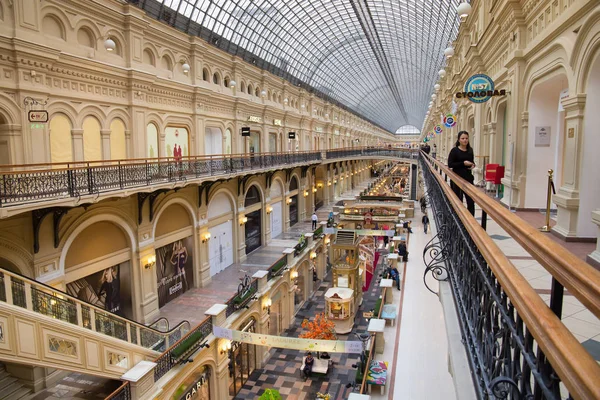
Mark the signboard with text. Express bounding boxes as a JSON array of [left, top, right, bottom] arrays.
[[28, 110, 48, 123]]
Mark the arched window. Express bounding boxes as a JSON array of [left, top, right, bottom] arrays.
[[289, 176, 298, 191], [202, 68, 209, 82], [245, 185, 261, 207], [160, 55, 173, 71], [110, 119, 127, 160], [213, 73, 220, 85], [224, 76, 230, 88], [143, 48, 155, 66], [255, 87, 260, 97], [77, 27, 94, 47], [42, 15, 65, 40], [49, 114, 73, 163], [82, 116, 102, 161], [248, 84, 253, 95], [146, 123, 159, 158], [240, 81, 246, 93]]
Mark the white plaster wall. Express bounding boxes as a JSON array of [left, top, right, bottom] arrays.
[[577, 56, 600, 237], [525, 77, 566, 209]]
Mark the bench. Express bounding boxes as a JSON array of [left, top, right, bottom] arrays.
[[381, 304, 397, 326], [299, 356, 331, 378], [366, 360, 388, 395]]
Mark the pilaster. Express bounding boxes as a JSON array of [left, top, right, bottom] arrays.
[[71, 129, 84, 162]]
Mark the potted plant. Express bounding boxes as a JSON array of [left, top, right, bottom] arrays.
[[258, 389, 282, 400]]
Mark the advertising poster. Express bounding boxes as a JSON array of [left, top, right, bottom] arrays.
[[156, 237, 194, 308], [164, 127, 189, 159], [66, 263, 133, 318], [534, 126, 551, 147]]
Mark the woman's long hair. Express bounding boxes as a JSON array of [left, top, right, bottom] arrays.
[[455, 131, 472, 151]]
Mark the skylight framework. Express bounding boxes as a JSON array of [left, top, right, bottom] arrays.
[[133, 0, 463, 133]]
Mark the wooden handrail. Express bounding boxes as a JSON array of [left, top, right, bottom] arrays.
[[422, 154, 600, 400], [423, 152, 600, 319]]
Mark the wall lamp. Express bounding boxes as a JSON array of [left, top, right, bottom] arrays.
[[179, 58, 191, 74], [286, 198, 293, 205], [100, 36, 116, 52], [290, 270, 299, 280], [327, 181, 331, 186], [144, 255, 156, 270], [317, 183, 323, 189], [220, 340, 232, 355], [240, 216, 248, 226], [325, 237, 331, 246], [263, 298, 272, 315], [266, 205, 273, 214], [304, 190, 309, 197], [310, 251, 317, 259], [202, 232, 211, 243]]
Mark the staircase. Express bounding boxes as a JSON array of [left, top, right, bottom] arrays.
[[0, 363, 33, 400]]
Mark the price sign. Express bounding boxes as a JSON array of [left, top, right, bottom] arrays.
[[28, 110, 48, 123]]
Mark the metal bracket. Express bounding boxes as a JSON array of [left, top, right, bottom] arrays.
[[265, 171, 275, 190], [237, 175, 252, 197], [148, 189, 170, 223], [301, 165, 310, 179], [32, 207, 70, 253], [137, 192, 151, 224]]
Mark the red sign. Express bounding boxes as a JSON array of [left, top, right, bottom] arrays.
[[28, 110, 48, 123], [485, 164, 505, 184]]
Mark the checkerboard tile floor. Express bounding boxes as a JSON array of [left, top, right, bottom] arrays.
[[235, 250, 388, 399]]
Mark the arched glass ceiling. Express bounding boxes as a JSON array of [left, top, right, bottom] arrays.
[[395, 125, 421, 135], [135, 0, 464, 133]]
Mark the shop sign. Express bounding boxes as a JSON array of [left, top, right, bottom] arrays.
[[273, 119, 282, 126], [178, 372, 209, 400], [355, 229, 395, 237], [28, 110, 48, 123], [241, 127, 250, 137], [248, 116, 262, 123], [456, 74, 506, 103], [434, 126, 443, 134], [443, 114, 457, 128], [288, 131, 296, 139]]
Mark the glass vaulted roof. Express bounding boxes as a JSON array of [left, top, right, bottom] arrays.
[[133, 0, 463, 133]]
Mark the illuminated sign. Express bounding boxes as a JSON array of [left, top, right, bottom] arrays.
[[288, 131, 296, 139], [273, 119, 282, 126], [456, 74, 506, 103], [28, 110, 48, 123], [248, 116, 262, 123], [241, 127, 250, 137], [444, 114, 457, 128]]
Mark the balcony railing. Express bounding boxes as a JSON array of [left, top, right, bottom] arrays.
[[420, 153, 600, 400], [0, 269, 191, 353], [0, 148, 416, 207]]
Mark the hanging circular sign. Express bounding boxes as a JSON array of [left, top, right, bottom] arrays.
[[444, 114, 457, 128], [457, 74, 506, 103], [434, 125, 443, 134]]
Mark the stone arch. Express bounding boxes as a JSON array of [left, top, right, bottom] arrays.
[[74, 18, 102, 48], [523, 42, 573, 107], [152, 196, 198, 240], [0, 239, 34, 277], [244, 182, 264, 207], [106, 109, 129, 128], [47, 101, 78, 126], [41, 13, 66, 40], [160, 54, 173, 71], [58, 212, 137, 278], [207, 188, 237, 218], [103, 29, 126, 56], [202, 67, 210, 82], [143, 47, 156, 66], [0, 92, 22, 125], [289, 173, 300, 192], [571, 7, 600, 93], [270, 177, 285, 199], [78, 105, 107, 129]]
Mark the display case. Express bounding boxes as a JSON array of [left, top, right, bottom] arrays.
[[325, 287, 354, 334]]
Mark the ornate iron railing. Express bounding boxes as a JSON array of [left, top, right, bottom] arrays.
[[0, 148, 417, 207], [0, 268, 190, 353], [104, 382, 131, 400], [420, 153, 600, 400]]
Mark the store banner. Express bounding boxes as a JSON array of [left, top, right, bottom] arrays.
[[66, 263, 132, 318], [213, 326, 363, 354], [356, 229, 395, 237], [156, 237, 194, 308]]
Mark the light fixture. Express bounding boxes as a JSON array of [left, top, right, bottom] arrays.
[[266, 205, 273, 214], [104, 37, 116, 52], [434, 84, 440, 92], [431, 94, 437, 100], [310, 251, 317, 259], [317, 183, 323, 189], [202, 232, 211, 243], [457, 1, 473, 21], [261, 90, 267, 97], [312, 187, 317, 193], [325, 237, 331, 245], [144, 255, 156, 270], [286, 198, 293, 205], [327, 181, 331, 186], [240, 216, 248, 226], [263, 298, 272, 314], [304, 190, 309, 197], [290, 270, 299, 280], [439, 69, 447, 78], [284, 98, 288, 103], [229, 80, 236, 88], [220, 340, 232, 355], [301, 104, 305, 108], [444, 46, 455, 59]]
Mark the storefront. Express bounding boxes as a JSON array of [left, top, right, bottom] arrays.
[[228, 317, 257, 397], [289, 177, 299, 226], [155, 237, 195, 308], [174, 365, 211, 400], [244, 185, 262, 254]]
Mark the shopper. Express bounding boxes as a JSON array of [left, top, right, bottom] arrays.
[[447, 131, 476, 216], [422, 214, 430, 234], [312, 212, 318, 230]]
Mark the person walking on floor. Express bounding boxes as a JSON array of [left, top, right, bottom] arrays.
[[311, 212, 318, 230], [447, 131, 476, 216], [422, 214, 430, 234]]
